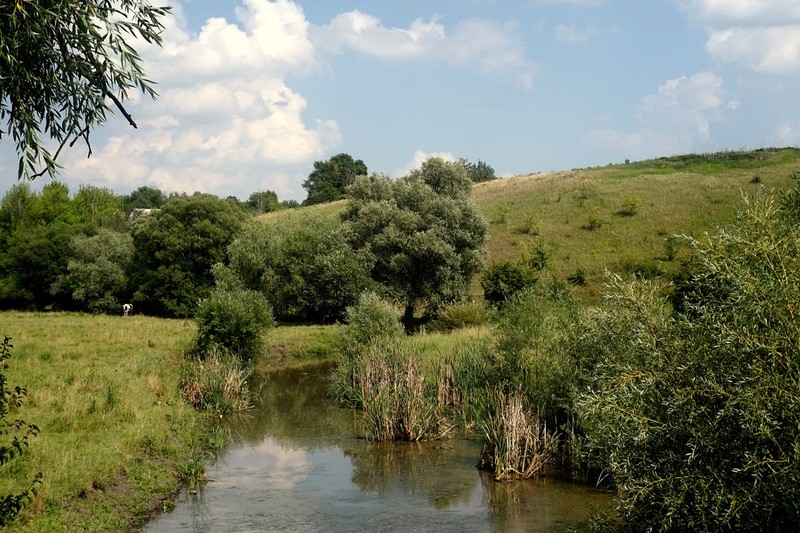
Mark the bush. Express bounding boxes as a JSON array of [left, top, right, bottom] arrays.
[[0, 337, 42, 526], [180, 349, 253, 414], [578, 188, 800, 530], [341, 292, 404, 347], [427, 301, 486, 332], [481, 261, 537, 306], [194, 288, 274, 362]]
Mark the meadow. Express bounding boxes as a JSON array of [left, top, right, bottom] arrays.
[[0, 313, 201, 531]]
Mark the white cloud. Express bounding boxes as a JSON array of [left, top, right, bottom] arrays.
[[314, 13, 536, 88], [677, 1, 800, 25], [677, 1, 800, 74], [706, 26, 800, 74], [394, 150, 458, 177], [587, 71, 735, 159]]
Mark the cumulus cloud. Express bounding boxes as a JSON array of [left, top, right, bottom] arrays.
[[394, 150, 458, 177], [677, 0, 800, 74], [587, 71, 736, 159], [314, 12, 536, 88]]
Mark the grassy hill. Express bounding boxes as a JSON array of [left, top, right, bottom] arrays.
[[261, 147, 800, 304]]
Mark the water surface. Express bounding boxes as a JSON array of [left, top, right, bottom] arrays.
[[145, 365, 610, 532]]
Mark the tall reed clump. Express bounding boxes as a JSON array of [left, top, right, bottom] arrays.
[[331, 292, 451, 441], [179, 348, 253, 414], [476, 391, 555, 480], [451, 278, 587, 480]]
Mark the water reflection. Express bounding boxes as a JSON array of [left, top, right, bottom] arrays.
[[145, 365, 610, 532]]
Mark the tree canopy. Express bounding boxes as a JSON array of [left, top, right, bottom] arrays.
[[129, 194, 246, 317], [342, 157, 488, 330], [0, 1, 169, 178], [302, 153, 367, 205]]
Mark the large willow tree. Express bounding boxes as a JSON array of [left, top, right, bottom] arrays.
[[0, 1, 169, 178], [343, 157, 488, 331]]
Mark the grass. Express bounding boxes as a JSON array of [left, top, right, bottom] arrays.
[[263, 147, 800, 305], [0, 312, 206, 532]]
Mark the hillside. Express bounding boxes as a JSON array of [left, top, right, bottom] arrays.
[[261, 147, 800, 304]]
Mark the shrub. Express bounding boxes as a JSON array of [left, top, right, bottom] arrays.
[[615, 195, 640, 216], [341, 292, 404, 347], [427, 301, 486, 332], [578, 188, 800, 531], [0, 337, 42, 526], [194, 288, 274, 362], [481, 261, 537, 306]]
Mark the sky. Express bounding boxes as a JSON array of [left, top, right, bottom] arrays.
[[3, 0, 800, 202]]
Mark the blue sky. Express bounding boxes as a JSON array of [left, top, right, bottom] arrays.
[[3, 0, 800, 202]]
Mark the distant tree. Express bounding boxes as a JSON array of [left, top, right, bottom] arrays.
[[280, 199, 300, 209], [225, 217, 373, 323], [459, 158, 497, 183], [122, 186, 167, 214], [0, 222, 83, 309], [302, 153, 368, 205], [1, 1, 169, 178], [343, 157, 488, 331], [246, 190, 280, 214], [129, 194, 246, 317], [54, 229, 134, 314], [71, 185, 124, 228]]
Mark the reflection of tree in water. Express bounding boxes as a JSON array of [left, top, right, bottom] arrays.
[[223, 363, 358, 449], [479, 469, 614, 530], [343, 439, 479, 510]]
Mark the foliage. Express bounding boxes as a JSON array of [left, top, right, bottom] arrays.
[[481, 261, 538, 306], [426, 301, 486, 332], [331, 292, 404, 405], [343, 158, 488, 330], [226, 218, 373, 323], [0, 221, 85, 310], [246, 190, 280, 214], [459, 158, 497, 183], [578, 187, 800, 531], [122, 186, 166, 214], [53, 229, 134, 314], [615, 195, 640, 217], [180, 349, 254, 415], [194, 288, 274, 362], [0, 337, 41, 526], [1, 0, 169, 178], [302, 153, 368, 206], [129, 194, 246, 317]]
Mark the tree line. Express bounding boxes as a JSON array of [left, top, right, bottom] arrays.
[[0, 156, 489, 328]]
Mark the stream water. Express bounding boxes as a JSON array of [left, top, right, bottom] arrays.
[[145, 364, 611, 532]]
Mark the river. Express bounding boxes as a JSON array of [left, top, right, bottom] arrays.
[[144, 364, 611, 532]]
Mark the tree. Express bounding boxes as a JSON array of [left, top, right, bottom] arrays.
[[302, 153, 368, 205], [122, 186, 167, 214], [459, 158, 497, 183], [224, 217, 373, 323], [129, 194, 246, 317], [343, 157, 488, 331], [246, 190, 280, 215], [71, 185, 125, 228], [1, 1, 169, 178], [54, 229, 134, 314]]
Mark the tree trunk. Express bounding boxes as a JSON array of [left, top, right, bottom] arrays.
[[402, 302, 415, 334]]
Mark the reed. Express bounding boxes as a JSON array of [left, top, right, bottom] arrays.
[[180, 349, 253, 414], [358, 343, 452, 442], [477, 391, 556, 481]]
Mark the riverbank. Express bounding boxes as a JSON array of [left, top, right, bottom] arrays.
[[0, 312, 207, 532]]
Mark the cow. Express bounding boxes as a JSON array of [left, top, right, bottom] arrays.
[[122, 303, 133, 316]]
